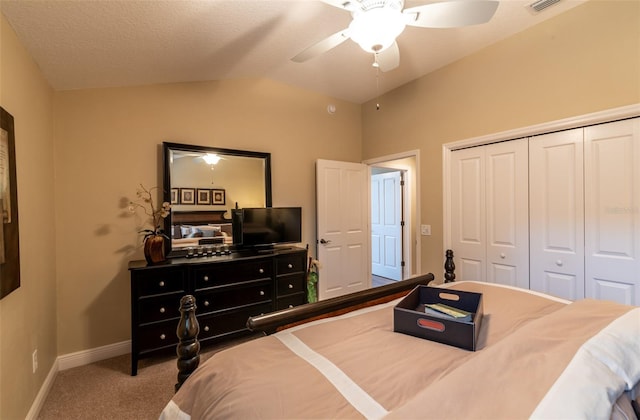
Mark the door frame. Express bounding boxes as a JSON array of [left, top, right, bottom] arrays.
[[364, 149, 421, 277], [443, 104, 640, 251]]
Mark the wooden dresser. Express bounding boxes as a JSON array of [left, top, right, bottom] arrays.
[[129, 246, 307, 375]]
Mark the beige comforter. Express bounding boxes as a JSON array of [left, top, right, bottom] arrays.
[[160, 282, 639, 419]]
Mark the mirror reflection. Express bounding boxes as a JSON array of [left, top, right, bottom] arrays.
[[162, 142, 272, 257]]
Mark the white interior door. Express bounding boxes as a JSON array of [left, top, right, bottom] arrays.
[[450, 147, 486, 282], [529, 128, 585, 300], [371, 171, 402, 280], [316, 159, 369, 300], [485, 139, 529, 288], [584, 117, 640, 305]]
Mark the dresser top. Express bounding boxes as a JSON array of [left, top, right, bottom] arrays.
[[129, 245, 307, 271]]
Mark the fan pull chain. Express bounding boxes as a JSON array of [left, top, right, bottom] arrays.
[[375, 56, 381, 111]]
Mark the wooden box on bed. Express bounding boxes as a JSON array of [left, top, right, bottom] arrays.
[[394, 285, 483, 351]]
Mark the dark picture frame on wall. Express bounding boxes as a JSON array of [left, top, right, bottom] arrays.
[[0, 107, 21, 299], [212, 189, 226, 205], [180, 188, 195, 205], [196, 189, 211, 205]]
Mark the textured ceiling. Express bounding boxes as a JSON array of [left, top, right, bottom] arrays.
[[0, 0, 586, 104]]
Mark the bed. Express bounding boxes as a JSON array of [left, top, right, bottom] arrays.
[[160, 255, 640, 419], [170, 210, 233, 249]]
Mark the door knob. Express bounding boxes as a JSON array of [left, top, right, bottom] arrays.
[[320, 238, 332, 244]]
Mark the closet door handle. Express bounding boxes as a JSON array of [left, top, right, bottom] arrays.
[[320, 239, 331, 244]]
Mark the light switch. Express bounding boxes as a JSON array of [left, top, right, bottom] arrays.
[[421, 224, 431, 236]]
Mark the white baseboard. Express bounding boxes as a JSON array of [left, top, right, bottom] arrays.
[[25, 359, 58, 420], [27, 340, 131, 418], [57, 340, 131, 371]]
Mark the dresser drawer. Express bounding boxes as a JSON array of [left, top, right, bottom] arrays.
[[138, 293, 183, 324], [193, 260, 272, 290], [276, 293, 306, 310], [276, 254, 306, 275], [195, 281, 272, 314], [135, 267, 186, 297], [276, 273, 305, 296], [198, 302, 273, 340], [138, 319, 179, 353]]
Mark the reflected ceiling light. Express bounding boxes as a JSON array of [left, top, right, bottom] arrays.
[[348, 0, 406, 53], [203, 153, 221, 165]]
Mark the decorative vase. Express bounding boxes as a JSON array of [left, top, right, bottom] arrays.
[[144, 235, 165, 264]]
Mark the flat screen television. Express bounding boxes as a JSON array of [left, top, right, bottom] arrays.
[[232, 207, 302, 249]]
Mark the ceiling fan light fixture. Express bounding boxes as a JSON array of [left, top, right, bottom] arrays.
[[348, 6, 406, 53]]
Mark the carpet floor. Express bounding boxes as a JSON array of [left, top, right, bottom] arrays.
[[37, 334, 260, 419]]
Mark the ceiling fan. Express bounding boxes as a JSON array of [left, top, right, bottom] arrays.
[[292, 0, 499, 72]]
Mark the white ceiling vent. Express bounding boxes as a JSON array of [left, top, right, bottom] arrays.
[[527, 0, 562, 14]]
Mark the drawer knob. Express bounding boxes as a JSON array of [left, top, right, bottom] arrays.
[[204, 300, 210, 307], [288, 284, 293, 289], [556, 260, 563, 267], [259, 268, 264, 274], [159, 307, 166, 313], [159, 281, 165, 287], [288, 304, 294, 308], [259, 290, 265, 296], [160, 334, 166, 340], [288, 263, 293, 269], [203, 275, 209, 281], [500, 253, 506, 259], [204, 326, 210, 332]]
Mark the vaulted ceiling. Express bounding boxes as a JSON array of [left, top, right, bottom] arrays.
[[0, 0, 586, 103]]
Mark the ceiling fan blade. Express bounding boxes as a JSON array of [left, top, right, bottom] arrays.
[[320, 0, 359, 12], [291, 29, 351, 63], [376, 42, 400, 72], [404, 1, 499, 28]]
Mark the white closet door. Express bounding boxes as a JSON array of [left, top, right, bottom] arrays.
[[451, 147, 486, 282], [485, 139, 529, 288], [584, 117, 640, 305], [529, 128, 585, 300]]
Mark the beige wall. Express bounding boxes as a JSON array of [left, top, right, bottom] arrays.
[[52, 80, 361, 354], [2, 1, 639, 417], [0, 14, 56, 420], [361, 0, 640, 277]]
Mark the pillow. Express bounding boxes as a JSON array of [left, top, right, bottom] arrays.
[[171, 225, 183, 239], [195, 225, 220, 238], [180, 225, 193, 237], [187, 228, 203, 238]]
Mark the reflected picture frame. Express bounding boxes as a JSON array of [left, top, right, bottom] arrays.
[[212, 189, 225, 205], [197, 188, 211, 205], [180, 188, 195, 205]]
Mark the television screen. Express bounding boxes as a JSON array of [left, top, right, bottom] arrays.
[[232, 207, 302, 247]]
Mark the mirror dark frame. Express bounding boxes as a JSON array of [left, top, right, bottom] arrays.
[[162, 142, 272, 258]]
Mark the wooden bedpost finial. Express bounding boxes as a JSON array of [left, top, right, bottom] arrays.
[[444, 249, 456, 283], [175, 295, 200, 392]]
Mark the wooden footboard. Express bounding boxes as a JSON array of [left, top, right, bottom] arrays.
[[246, 273, 434, 334]]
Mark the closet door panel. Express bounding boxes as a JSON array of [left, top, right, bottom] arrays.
[[584, 118, 640, 305], [485, 139, 529, 288], [451, 148, 485, 282], [529, 129, 584, 300]]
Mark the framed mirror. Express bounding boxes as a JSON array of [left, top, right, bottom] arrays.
[[163, 142, 272, 257]]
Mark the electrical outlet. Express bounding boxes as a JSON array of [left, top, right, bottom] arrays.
[[421, 224, 431, 236], [32, 349, 38, 373]]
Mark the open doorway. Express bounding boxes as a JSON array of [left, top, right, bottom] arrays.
[[366, 151, 420, 287]]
